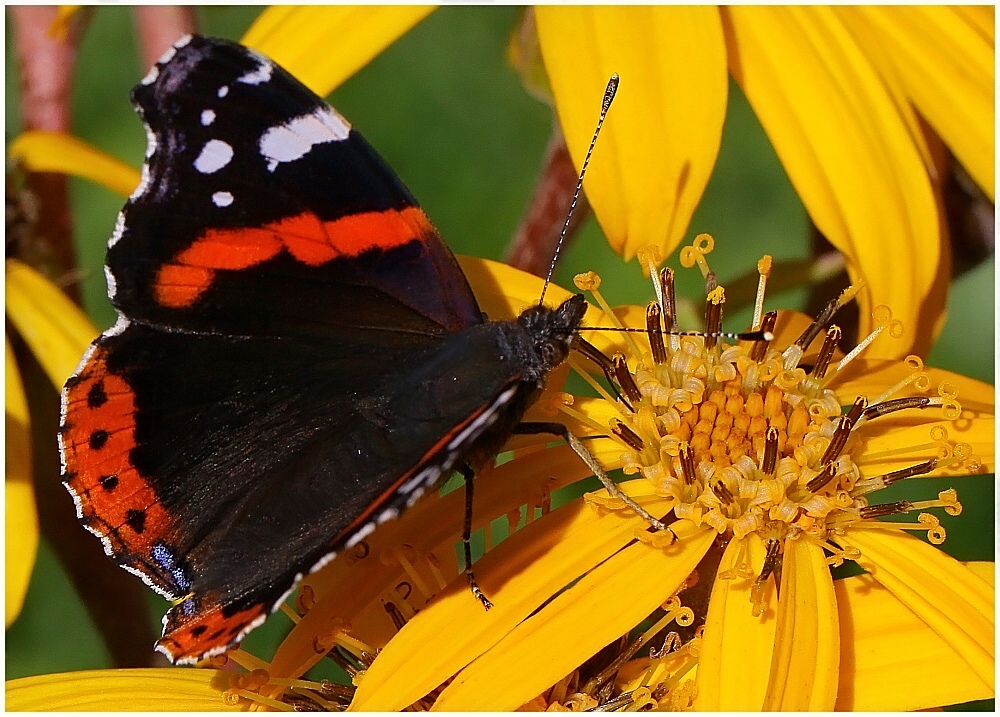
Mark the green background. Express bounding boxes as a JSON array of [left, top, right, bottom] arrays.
[[6, 6, 994, 705]]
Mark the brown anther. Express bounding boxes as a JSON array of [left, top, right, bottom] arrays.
[[679, 442, 697, 485], [860, 500, 913, 519], [713, 480, 735, 506], [881, 458, 938, 487], [750, 311, 777, 361], [863, 396, 932, 420], [611, 418, 645, 451], [704, 286, 725, 350], [612, 353, 642, 404], [756, 538, 782, 585], [820, 416, 853, 465], [806, 463, 837, 493], [761, 426, 779, 475], [383, 599, 407, 630], [811, 325, 842, 378], [575, 337, 630, 408], [795, 296, 841, 350], [705, 270, 718, 294], [845, 395, 868, 424], [646, 302, 667, 364], [659, 267, 677, 332]]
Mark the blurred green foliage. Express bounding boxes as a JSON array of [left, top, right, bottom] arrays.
[[6, 5, 993, 690]]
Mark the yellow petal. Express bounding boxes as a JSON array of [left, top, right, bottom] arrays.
[[5, 668, 239, 710], [242, 6, 435, 98], [5, 338, 37, 628], [837, 7, 994, 201], [536, 6, 727, 262], [8, 131, 140, 198], [834, 359, 995, 415], [457, 255, 574, 320], [726, 7, 943, 358], [432, 520, 716, 710], [843, 529, 994, 689], [350, 480, 677, 711], [695, 534, 778, 710], [5, 260, 100, 390], [762, 537, 839, 709], [835, 565, 994, 710], [854, 414, 995, 477]]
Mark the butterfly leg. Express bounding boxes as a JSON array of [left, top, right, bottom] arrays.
[[515, 422, 670, 532], [459, 464, 494, 611]]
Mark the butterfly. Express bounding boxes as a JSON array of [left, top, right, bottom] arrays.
[[58, 34, 597, 664]]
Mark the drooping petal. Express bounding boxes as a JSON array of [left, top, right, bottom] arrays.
[[5, 260, 100, 390], [457, 255, 575, 319], [843, 529, 994, 690], [5, 668, 238, 710], [762, 537, 839, 709], [242, 6, 435, 98], [836, 6, 994, 201], [535, 6, 728, 263], [695, 534, 778, 710], [350, 480, 677, 711], [8, 130, 140, 198], [725, 6, 944, 358], [5, 339, 37, 628], [431, 520, 716, 710], [835, 563, 995, 710]]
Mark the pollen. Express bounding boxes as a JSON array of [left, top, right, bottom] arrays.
[[569, 235, 981, 612]]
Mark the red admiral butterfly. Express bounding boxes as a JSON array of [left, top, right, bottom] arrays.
[[58, 34, 593, 665]]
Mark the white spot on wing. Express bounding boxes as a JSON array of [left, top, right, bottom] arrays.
[[345, 523, 376, 548], [212, 191, 233, 207], [258, 107, 351, 172], [447, 385, 518, 450], [108, 211, 126, 248], [238, 58, 273, 85], [140, 64, 159, 86], [104, 315, 131, 337], [217, 86, 229, 98], [104, 265, 117, 299], [173, 34, 192, 49], [193, 139, 233, 174], [200, 109, 215, 126], [157, 45, 177, 66]]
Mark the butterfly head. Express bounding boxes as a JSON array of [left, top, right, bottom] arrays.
[[517, 294, 588, 376]]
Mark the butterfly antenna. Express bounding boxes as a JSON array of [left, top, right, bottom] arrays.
[[538, 73, 619, 308]]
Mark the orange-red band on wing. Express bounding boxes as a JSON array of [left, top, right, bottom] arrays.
[[62, 350, 174, 562], [153, 206, 434, 308]]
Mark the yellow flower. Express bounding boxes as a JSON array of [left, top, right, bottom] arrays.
[[6, 252, 992, 711], [5, 259, 101, 627], [6, 11, 991, 710]]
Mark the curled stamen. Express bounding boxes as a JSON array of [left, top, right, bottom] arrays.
[[646, 302, 667, 365], [679, 442, 696, 485], [859, 500, 913, 519], [611, 418, 645, 451], [679, 233, 715, 280], [806, 463, 837, 493], [613, 353, 642, 404], [863, 396, 931, 420], [761, 426, 779, 475], [811, 325, 841, 378], [750, 311, 777, 362], [820, 416, 853, 465], [649, 631, 682, 659], [834, 305, 901, 375], [704, 286, 725, 351]]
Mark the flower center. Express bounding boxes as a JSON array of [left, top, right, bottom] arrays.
[[567, 234, 979, 612]]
